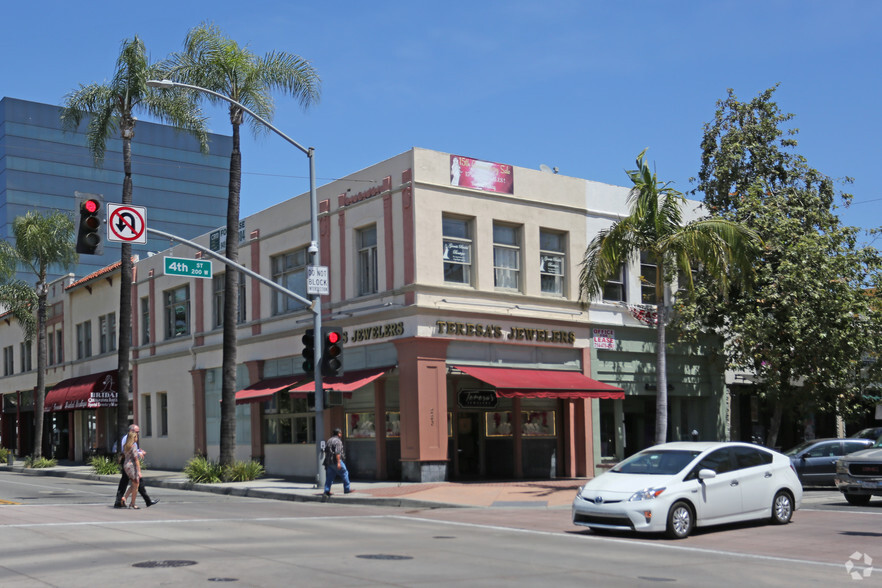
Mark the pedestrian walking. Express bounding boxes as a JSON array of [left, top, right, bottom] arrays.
[[113, 424, 159, 508], [323, 428, 353, 498]]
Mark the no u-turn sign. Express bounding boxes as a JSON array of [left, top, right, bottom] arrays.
[[107, 203, 147, 244]]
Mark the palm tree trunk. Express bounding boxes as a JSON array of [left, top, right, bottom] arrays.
[[219, 120, 242, 467], [33, 283, 47, 458], [116, 129, 134, 446], [655, 301, 668, 446]]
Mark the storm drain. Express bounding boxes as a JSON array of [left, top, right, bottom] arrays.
[[132, 560, 198, 568], [356, 554, 414, 561]]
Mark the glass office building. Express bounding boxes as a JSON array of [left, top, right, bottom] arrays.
[[0, 97, 232, 282]]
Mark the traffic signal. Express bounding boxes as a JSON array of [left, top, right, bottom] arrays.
[[75, 192, 104, 255], [301, 329, 315, 373], [321, 327, 343, 378]]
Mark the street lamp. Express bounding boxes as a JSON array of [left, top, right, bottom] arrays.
[[146, 79, 326, 484]]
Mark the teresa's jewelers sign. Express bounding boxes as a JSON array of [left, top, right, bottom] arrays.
[[436, 320, 576, 344]]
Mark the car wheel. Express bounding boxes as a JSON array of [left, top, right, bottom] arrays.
[[665, 501, 694, 539], [770, 490, 793, 524], [844, 493, 872, 506]]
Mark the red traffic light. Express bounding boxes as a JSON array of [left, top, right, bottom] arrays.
[[82, 199, 100, 214], [326, 331, 340, 344]]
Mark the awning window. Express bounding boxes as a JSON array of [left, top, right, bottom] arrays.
[[44, 370, 118, 412], [453, 365, 624, 399], [288, 366, 392, 394], [235, 376, 306, 405]]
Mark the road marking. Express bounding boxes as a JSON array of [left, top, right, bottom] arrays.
[[0, 499, 20, 505]]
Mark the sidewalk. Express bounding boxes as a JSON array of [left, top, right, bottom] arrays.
[[3, 461, 584, 509]]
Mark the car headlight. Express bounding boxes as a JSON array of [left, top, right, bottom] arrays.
[[836, 460, 848, 474], [628, 487, 666, 501]]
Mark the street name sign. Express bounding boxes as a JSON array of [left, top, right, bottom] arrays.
[[307, 265, 329, 295], [164, 257, 212, 279]]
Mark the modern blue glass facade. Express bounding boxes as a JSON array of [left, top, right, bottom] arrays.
[[0, 97, 232, 282]]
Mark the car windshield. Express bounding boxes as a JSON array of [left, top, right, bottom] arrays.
[[611, 449, 702, 475], [875, 437, 882, 448], [783, 440, 817, 457]]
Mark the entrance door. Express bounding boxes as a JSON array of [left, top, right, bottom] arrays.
[[456, 412, 481, 478]]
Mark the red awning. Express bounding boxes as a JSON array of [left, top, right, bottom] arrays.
[[235, 376, 306, 405], [288, 367, 392, 394], [44, 370, 118, 412], [454, 366, 624, 399]]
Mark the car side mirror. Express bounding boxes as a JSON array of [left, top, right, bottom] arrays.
[[698, 468, 717, 480]]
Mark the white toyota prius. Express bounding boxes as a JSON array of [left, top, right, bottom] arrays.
[[572, 441, 803, 539]]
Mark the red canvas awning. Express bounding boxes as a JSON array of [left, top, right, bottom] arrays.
[[288, 367, 392, 394], [454, 366, 624, 399], [44, 370, 118, 412], [235, 376, 306, 405]]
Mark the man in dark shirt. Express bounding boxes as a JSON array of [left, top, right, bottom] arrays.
[[323, 428, 353, 498]]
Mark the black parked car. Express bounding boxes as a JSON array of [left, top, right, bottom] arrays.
[[849, 427, 882, 441], [783, 438, 875, 486]]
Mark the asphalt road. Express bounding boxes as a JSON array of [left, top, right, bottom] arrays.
[[0, 473, 878, 586]]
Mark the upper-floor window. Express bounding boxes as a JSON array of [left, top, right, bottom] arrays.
[[55, 331, 63, 364], [164, 285, 190, 339], [48, 331, 55, 365], [3, 346, 14, 376], [213, 272, 247, 328], [140, 297, 150, 345], [357, 225, 378, 296], [442, 216, 472, 285], [640, 251, 658, 304], [76, 321, 92, 359], [19, 341, 32, 372], [603, 264, 626, 302], [493, 223, 521, 291], [539, 229, 566, 296], [99, 313, 117, 354], [272, 249, 308, 315]]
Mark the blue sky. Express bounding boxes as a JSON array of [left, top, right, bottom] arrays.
[[3, 1, 880, 240]]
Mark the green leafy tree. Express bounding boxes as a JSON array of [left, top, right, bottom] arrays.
[[0, 211, 77, 457], [687, 85, 882, 446], [580, 149, 761, 446], [162, 22, 320, 466], [61, 36, 208, 448]]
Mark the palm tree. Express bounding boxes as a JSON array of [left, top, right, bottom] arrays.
[[61, 35, 208, 449], [0, 211, 77, 457], [580, 149, 761, 446], [162, 22, 320, 466]]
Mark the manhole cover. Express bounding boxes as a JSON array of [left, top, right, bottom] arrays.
[[356, 554, 413, 561], [133, 560, 198, 568], [433, 536, 456, 539], [638, 577, 675, 583], [208, 579, 238, 582]]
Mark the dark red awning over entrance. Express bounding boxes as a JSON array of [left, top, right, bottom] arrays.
[[454, 365, 624, 399], [44, 370, 118, 412]]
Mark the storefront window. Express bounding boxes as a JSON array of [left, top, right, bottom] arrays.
[[263, 394, 314, 444], [347, 412, 376, 438], [485, 411, 513, 436], [521, 411, 556, 436], [385, 411, 400, 438]]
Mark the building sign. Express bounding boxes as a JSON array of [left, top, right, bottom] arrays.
[[443, 242, 470, 264], [450, 155, 514, 194], [593, 328, 615, 350], [458, 389, 498, 409], [435, 320, 576, 345], [338, 176, 392, 208], [343, 321, 405, 343], [209, 220, 246, 252]]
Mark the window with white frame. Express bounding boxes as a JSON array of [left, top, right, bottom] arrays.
[[263, 393, 315, 445], [158, 392, 168, 436], [640, 251, 658, 304], [19, 341, 32, 372], [539, 229, 566, 296], [357, 225, 378, 296], [213, 272, 247, 328], [493, 222, 521, 291], [271, 248, 308, 315], [164, 285, 190, 339], [3, 346, 13, 376], [603, 264, 626, 302], [99, 313, 116, 354], [140, 297, 150, 345], [76, 321, 92, 359], [143, 395, 152, 437], [442, 216, 472, 285]]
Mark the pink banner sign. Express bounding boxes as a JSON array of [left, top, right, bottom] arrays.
[[450, 155, 514, 194]]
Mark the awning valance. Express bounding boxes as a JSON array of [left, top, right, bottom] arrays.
[[288, 367, 392, 394], [44, 370, 118, 412], [454, 365, 625, 399], [235, 376, 306, 405]]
